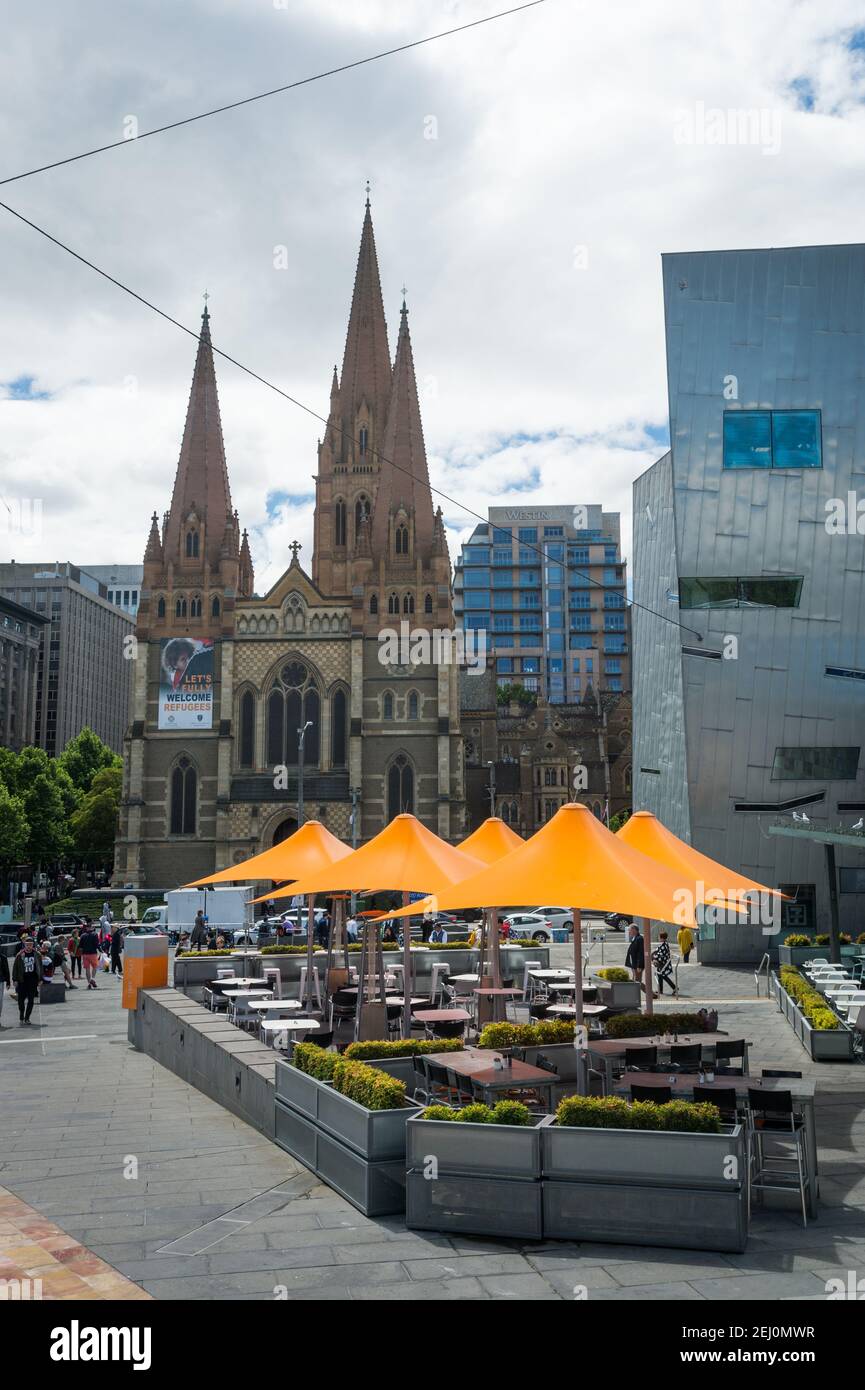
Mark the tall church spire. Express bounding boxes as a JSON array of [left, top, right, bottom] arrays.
[[163, 303, 233, 570], [337, 195, 392, 463], [371, 300, 435, 552]]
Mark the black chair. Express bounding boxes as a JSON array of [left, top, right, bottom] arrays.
[[312, 1028, 334, 1050], [714, 1040, 746, 1075], [429, 1019, 465, 1040], [631, 1083, 670, 1104], [330, 989, 357, 1026], [535, 1053, 559, 1075], [417, 1058, 458, 1105], [693, 1084, 739, 1123], [625, 1045, 657, 1072], [761, 1068, 802, 1079], [747, 1088, 810, 1226], [669, 1043, 702, 1072]]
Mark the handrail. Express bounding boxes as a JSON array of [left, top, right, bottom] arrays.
[[754, 951, 771, 997]]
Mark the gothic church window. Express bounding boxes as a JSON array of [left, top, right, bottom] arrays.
[[395, 523, 409, 555], [335, 499, 347, 547], [239, 690, 255, 768], [266, 660, 321, 768], [186, 530, 199, 558], [387, 753, 414, 821], [170, 756, 196, 835]]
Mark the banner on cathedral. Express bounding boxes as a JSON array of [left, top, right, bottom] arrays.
[[158, 638, 215, 729]]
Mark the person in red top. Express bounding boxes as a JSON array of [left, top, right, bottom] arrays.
[[79, 919, 101, 989]]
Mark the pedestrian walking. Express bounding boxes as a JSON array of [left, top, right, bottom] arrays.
[[190, 910, 208, 951], [79, 919, 101, 989], [652, 931, 678, 997], [677, 924, 694, 964], [110, 924, 124, 976], [68, 926, 83, 978], [12, 938, 43, 1024], [54, 935, 77, 989], [0, 949, 10, 1028], [625, 923, 645, 992]]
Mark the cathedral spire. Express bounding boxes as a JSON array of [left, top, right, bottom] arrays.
[[144, 511, 162, 563], [338, 196, 392, 461], [371, 298, 435, 552], [163, 303, 233, 570]]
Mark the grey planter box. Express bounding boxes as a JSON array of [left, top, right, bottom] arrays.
[[406, 1170, 543, 1239], [541, 1120, 745, 1189], [406, 1115, 545, 1180], [274, 1059, 324, 1119], [596, 980, 642, 1010], [778, 945, 863, 967], [274, 1059, 420, 1160], [773, 977, 854, 1062], [367, 1056, 422, 1088], [543, 1179, 747, 1252], [316, 1082, 420, 1160], [517, 1043, 583, 1082], [274, 1102, 406, 1216]]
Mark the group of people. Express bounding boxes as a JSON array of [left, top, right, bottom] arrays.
[[624, 922, 696, 998], [0, 911, 125, 1028]]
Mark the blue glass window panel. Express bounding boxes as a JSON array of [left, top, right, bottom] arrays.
[[605, 659, 621, 674], [518, 527, 537, 542], [605, 635, 626, 652], [604, 593, 625, 609], [569, 573, 591, 588], [491, 592, 514, 609], [519, 549, 536, 564], [772, 410, 821, 469], [464, 568, 490, 587], [571, 547, 590, 564], [604, 614, 626, 631], [604, 546, 618, 562], [608, 677, 622, 691], [547, 632, 565, 651], [520, 592, 540, 609], [570, 635, 592, 650], [546, 544, 564, 560], [493, 549, 512, 565], [546, 565, 564, 583], [586, 658, 593, 672], [544, 526, 564, 537], [463, 592, 489, 609], [548, 657, 564, 673], [572, 593, 590, 610], [496, 658, 514, 673], [518, 571, 540, 586], [547, 589, 564, 606], [493, 615, 513, 630], [520, 615, 541, 630], [463, 613, 488, 629], [492, 569, 513, 588], [491, 527, 512, 544], [571, 615, 593, 631], [493, 633, 514, 647], [723, 411, 772, 469], [603, 568, 618, 584], [546, 612, 563, 629], [521, 657, 540, 673], [519, 635, 539, 648]]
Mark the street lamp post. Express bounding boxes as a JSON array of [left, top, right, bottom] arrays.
[[486, 760, 496, 818], [349, 786, 360, 917], [297, 720, 313, 827]]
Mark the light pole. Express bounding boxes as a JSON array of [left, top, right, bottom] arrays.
[[349, 785, 360, 916], [486, 760, 496, 818], [297, 720, 313, 827]]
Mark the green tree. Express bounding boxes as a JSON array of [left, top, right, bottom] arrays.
[[22, 771, 72, 869], [609, 808, 632, 832], [0, 780, 29, 865], [58, 727, 120, 795], [0, 746, 18, 793], [70, 765, 122, 859]]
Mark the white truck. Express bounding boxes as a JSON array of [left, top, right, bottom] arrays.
[[140, 887, 253, 942]]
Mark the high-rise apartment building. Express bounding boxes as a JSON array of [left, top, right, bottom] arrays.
[[454, 504, 630, 703], [84, 565, 145, 617], [0, 562, 134, 755]]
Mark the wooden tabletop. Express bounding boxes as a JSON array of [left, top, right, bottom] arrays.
[[474, 987, 522, 997], [428, 1050, 554, 1087], [414, 1008, 471, 1023], [614, 1071, 814, 1099], [587, 1032, 737, 1055]]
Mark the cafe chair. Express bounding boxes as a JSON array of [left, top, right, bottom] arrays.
[[624, 1045, 657, 1073], [714, 1040, 746, 1075], [521, 960, 543, 1001], [669, 1043, 702, 1072], [415, 1058, 460, 1106], [746, 1088, 811, 1228], [631, 1083, 670, 1104], [263, 967, 282, 1000], [693, 1084, 739, 1124]]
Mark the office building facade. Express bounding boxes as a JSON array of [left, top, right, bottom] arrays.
[[454, 504, 630, 704], [0, 595, 48, 752], [633, 243, 865, 953], [0, 562, 134, 756], [84, 565, 145, 617]]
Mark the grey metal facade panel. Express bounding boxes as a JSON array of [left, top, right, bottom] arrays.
[[635, 244, 865, 933]]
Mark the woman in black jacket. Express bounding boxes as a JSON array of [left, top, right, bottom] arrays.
[[0, 950, 10, 1029]]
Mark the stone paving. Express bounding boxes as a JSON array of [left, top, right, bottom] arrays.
[[1, 944, 864, 1301]]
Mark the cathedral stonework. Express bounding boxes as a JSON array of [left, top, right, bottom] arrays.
[[114, 200, 465, 887]]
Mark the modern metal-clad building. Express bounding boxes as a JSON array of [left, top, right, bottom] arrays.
[[633, 244, 865, 957]]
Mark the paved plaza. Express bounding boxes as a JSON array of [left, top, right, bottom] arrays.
[[2, 941, 865, 1301]]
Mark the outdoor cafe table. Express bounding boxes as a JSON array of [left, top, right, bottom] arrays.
[[452, 974, 480, 985], [259, 1018, 320, 1051], [413, 1008, 471, 1024], [613, 1071, 818, 1216], [246, 999, 302, 1013], [528, 969, 574, 981], [586, 1033, 749, 1092], [214, 977, 266, 987], [546, 1003, 608, 1020], [427, 1049, 556, 1107]]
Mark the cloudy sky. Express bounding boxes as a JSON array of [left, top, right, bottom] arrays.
[[2, 0, 865, 591]]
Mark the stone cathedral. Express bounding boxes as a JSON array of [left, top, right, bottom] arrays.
[[114, 199, 465, 888]]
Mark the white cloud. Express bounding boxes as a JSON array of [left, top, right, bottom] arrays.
[[2, 0, 865, 591]]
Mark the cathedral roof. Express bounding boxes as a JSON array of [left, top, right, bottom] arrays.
[[371, 300, 435, 551]]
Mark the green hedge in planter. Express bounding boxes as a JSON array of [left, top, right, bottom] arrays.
[[293, 1042, 340, 1081], [596, 967, 631, 982], [176, 948, 235, 957], [344, 1038, 464, 1061], [779, 967, 843, 1030], [419, 1099, 534, 1126], [815, 934, 852, 945], [784, 934, 811, 947], [858, 934, 865, 945], [291, 1043, 408, 1108], [261, 945, 324, 955], [604, 1011, 712, 1038], [477, 1020, 576, 1049], [556, 1094, 722, 1133]]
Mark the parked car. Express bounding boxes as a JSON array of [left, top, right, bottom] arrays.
[[528, 907, 573, 932], [500, 911, 555, 943], [603, 911, 633, 931], [47, 912, 88, 928], [126, 923, 167, 937]]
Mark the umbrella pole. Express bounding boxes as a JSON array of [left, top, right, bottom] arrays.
[[305, 894, 316, 1015], [572, 907, 584, 1029], [402, 892, 412, 1040], [641, 916, 654, 1016]]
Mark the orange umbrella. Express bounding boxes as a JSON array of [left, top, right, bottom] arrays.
[[616, 810, 785, 909], [254, 814, 486, 1038], [382, 803, 704, 1027], [459, 816, 525, 864], [184, 818, 351, 887]]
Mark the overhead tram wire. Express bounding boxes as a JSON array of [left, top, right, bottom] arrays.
[[0, 195, 703, 641], [0, 1, 549, 189]]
